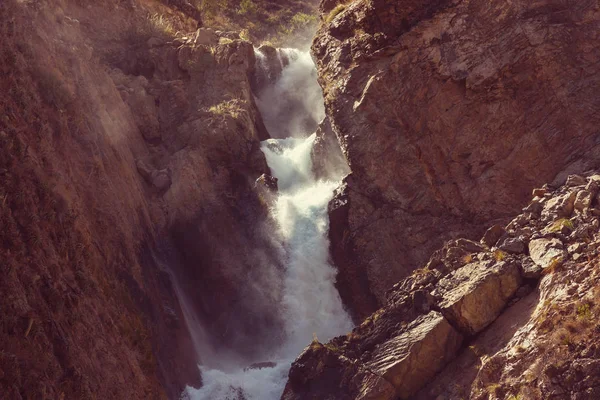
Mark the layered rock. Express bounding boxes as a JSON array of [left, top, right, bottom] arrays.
[[282, 173, 600, 399], [313, 0, 600, 317]]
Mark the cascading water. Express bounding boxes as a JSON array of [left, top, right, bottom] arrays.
[[184, 48, 352, 400]]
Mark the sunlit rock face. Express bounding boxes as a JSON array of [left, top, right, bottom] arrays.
[[312, 0, 600, 316]]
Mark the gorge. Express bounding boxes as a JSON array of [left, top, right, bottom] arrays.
[[1, 0, 600, 399], [185, 48, 353, 400]]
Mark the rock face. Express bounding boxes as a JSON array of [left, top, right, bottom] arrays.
[[0, 0, 282, 398], [313, 0, 600, 317], [282, 173, 600, 400]]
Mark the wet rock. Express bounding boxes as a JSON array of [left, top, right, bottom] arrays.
[[481, 225, 506, 248], [364, 312, 463, 399], [244, 361, 276, 371], [528, 238, 566, 269], [435, 261, 522, 335]]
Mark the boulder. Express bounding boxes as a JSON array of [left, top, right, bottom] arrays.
[[435, 261, 522, 335], [566, 174, 587, 187], [520, 257, 543, 280], [151, 169, 171, 192], [192, 28, 218, 46], [574, 190, 593, 211], [542, 191, 577, 221], [481, 225, 506, 248], [365, 312, 463, 399], [497, 237, 526, 254], [528, 238, 566, 269], [282, 342, 396, 400]]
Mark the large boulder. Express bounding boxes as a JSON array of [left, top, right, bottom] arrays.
[[434, 261, 522, 335], [528, 238, 567, 269], [364, 312, 463, 399]]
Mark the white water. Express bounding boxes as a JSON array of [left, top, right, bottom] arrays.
[[184, 49, 352, 400]]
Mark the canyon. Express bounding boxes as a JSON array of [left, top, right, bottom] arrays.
[[1, 0, 600, 399]]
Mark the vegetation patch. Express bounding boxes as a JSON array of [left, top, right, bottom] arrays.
[[326, 4, 348, 23]]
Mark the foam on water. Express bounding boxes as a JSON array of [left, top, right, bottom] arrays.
[[184, 49, 352, 400]]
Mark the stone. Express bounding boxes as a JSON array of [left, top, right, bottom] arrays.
[[568, 243, 585, 254], [585, 180, 599, 197], [244, 361, 276, 371], [575, 190, 593, 211], [497, 237, 526, 254], [542, 191, 577, 221], [523, 197, 545, 215], [365, 312, 463, 399], [255, 174, 278, 192], [282, 342, 396, 400], [481, 225, 506, 247], [566, 174, 587, 187], [435, 261, 522, 335], [193, 28, 218, 46], [151, 170, 172, 192], [528, 238, 566, 269], [532, 187, 548, 197], [521, 257, 543, 279]]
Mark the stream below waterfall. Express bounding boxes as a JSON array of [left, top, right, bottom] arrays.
[[184, 49, 352, 400]]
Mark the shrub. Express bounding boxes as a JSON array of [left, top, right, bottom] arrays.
[[326, 4, 348, 23], [238, 0, 258, 15]]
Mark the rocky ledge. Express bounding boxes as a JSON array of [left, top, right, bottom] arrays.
[[282, 173, 600, 400]]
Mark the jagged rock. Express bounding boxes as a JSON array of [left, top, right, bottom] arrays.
[[244, 361, 276, 371], [575, 190, 593, 211], [255, 174, 278, 192], [281, 342, 396, 400], [497, 236, 526, 254], [568, 243, 586, 254], [532, 187, 548, 197], [481, 225, 506, 248], [434, 261, 522, 335], [541, 191, 577, 221], [523, 196, 545, 215], [364, 312, 463, 399], [528, 238, 566, 269], [566, 174, 587, 187], [311, 117, 350, 180], [192, 28, 218, 46], [520, 257, 543, 279]]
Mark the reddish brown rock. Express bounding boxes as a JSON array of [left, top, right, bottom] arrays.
[[313, 0, 600, 314]]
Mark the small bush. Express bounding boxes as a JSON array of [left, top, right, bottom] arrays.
[[326, 4, 348, 23], [576, 303, 592, 319], [209, 100, 243, 118], [238, 0, 258, 15], [493, 249, 507, 261]]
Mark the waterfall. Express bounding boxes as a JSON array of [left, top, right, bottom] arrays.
[[183, 49, 352, 400]]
